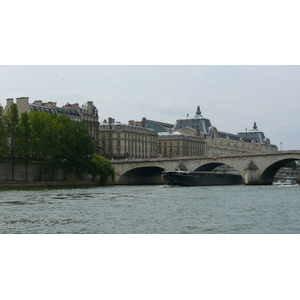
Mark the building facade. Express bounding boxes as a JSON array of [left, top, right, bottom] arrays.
[[3, 98, 278, 159], [99, 118, 158, 159], [156, 105, 278, 157], [158, 131, 206, 157]]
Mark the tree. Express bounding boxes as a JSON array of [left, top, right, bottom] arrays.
[[16, 112, 31, 180], [54, 116, 95, 179], [3, 103, 19, 180], [284, 161, 297, 170], [29, 113, 95, 180], [0, 106, 9, 162], [89, 154, 115, 185], [29, 111, 58, 179], [1, 109, 97, 181]]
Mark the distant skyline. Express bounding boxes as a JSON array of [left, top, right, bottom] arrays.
[[0, 65, 299, 150]]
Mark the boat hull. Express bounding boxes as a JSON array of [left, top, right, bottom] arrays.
[[274, 177, 298, 186], [162, 171, 244, 186]]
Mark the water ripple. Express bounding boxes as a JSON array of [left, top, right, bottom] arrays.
[[0, 185, 300, 233]]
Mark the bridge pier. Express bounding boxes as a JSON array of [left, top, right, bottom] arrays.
[[243, 159, 261, 185]]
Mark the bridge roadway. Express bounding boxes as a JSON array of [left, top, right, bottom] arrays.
[[112, 151, 300, 185]]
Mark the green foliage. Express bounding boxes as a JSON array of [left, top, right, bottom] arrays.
[[27, 112, 95, 179], [1, 105, 102, 181], [28, 111, 56, 160], [16, 112, 31, 161], [54, 116, 95, 178], [89, 154, 115, 186], [3, 103, 19, 154], [284, 161, 297, 170], [0, 107, 9, 161], [28, 111, 58, 178], [3, 103, 19, 180], [16, 112, 32, 180]]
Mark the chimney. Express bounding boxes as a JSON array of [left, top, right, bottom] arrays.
[[33, 100, 43, 106], [71, 103, 79, 110], [87, 101, 93, 111], [43, 102, 51, 108], [16, 97, 30, 113], [128, 120, 135, 126], [43, 102, 57, 108], [6, 98, 14, 108], [4, 98, 14, 114]]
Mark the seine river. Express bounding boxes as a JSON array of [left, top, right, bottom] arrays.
[[1, 184, 300, 234]]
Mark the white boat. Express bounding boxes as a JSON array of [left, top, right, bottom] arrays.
[[274, 177, 299, 186]]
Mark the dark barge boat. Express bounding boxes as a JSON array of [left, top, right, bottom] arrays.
[[162, 170, 244, 186]]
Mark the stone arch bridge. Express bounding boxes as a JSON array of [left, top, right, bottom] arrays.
[[112, 151, 300, 185]]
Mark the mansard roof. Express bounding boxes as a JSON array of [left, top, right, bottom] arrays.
[[172, 105, 212, 133], [29, 104, 80, 117]]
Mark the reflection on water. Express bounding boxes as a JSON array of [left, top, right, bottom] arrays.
[[1, 185, 300, 233]]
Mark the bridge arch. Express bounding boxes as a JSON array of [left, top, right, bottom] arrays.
[[195, 162, 228, 171], [118, 166, 165, 185], [194, 162, 246, 183], [260, 158, 299, 185]]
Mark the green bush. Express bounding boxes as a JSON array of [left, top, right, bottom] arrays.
[[89, 154, 115, 186]]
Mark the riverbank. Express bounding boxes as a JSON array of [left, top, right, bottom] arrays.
[[0, 180, 101, 189]]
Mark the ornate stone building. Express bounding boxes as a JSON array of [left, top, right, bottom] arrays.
[[151, 105, 277, 158], [99, 118, 158, 159], [158, 131, 206, 157]]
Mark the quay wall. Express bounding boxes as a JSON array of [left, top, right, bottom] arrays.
[[0, 161, 97, 188]]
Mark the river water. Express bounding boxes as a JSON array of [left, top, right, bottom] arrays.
[[1, 184, 300, 234]]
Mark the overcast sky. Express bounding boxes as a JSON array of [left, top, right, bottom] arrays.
[[0, 65, 299, 150], [1, 1, 300, 151]]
